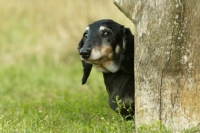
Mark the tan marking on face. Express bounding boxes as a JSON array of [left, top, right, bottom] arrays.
[[94, 61, 117, 73], [90, 45, 119, 73], [86, 45, 112, 64], [93, 65, 108, 72], [89, 49, 101, 60], [100, 45, 113, 60], [85, 26, 89, 31], [115, 45, 121, 54], [99, 26, 107, 31]]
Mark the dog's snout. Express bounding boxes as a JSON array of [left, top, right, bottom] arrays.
[[79, 48, 91, 59]]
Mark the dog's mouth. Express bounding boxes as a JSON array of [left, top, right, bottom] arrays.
[[83, 56, 109, 65], [80, 45, 114, 65], [80, 50, 119, 73]]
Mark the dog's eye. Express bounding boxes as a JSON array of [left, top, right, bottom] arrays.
[[84, 33, 88, 39], [101, 30, 111, 37]]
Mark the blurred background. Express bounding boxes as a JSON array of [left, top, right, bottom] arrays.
[[0, 0, 134, 132], [0, 0, 134, 66]]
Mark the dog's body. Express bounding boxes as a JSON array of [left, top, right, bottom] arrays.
[[78, 19, 134, 120], [103, 71, 134, 120]]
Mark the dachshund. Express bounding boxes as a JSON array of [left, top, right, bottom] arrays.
[[77, 19, 134, 120]]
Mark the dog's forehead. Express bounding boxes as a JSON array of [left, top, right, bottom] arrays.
[[87, 20, 121, 31], [85, 26, 89, 31]]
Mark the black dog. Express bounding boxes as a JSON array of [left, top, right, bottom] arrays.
[[78, 19, 134, 120]]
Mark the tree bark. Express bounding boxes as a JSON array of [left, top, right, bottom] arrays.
[[114, 0, 200, 132]]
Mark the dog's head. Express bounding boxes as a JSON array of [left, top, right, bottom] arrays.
[[78, 19, 134, 84]]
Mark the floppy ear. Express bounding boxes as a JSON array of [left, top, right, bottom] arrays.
[[120, 27, 134, 73], [81, 60, 92, 84], [78, 37, 93, 85]]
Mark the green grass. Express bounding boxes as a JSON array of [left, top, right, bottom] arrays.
[[0, 62, 134, 132], [0, 0, 135, 132]]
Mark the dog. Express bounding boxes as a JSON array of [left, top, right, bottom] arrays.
[[77, 19, 134, 120]]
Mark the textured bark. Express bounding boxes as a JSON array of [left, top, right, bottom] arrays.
[[114, 0, 200, 132]]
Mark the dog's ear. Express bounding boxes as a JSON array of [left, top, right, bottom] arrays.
[[120, 27, 134, 73], [81, 60, 92, 85], [78, 37, 93, 85]]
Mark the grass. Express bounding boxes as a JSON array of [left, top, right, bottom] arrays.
[[0, 63, 134, 132], [0, 0, 135, 132]]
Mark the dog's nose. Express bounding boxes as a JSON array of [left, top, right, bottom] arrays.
[[79, 48, 91, 59]]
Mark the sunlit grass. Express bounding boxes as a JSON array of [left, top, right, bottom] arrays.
[[0, 0, 135, 132]]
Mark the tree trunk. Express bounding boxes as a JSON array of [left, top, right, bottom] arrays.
[[114, 0, 200, 132]]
